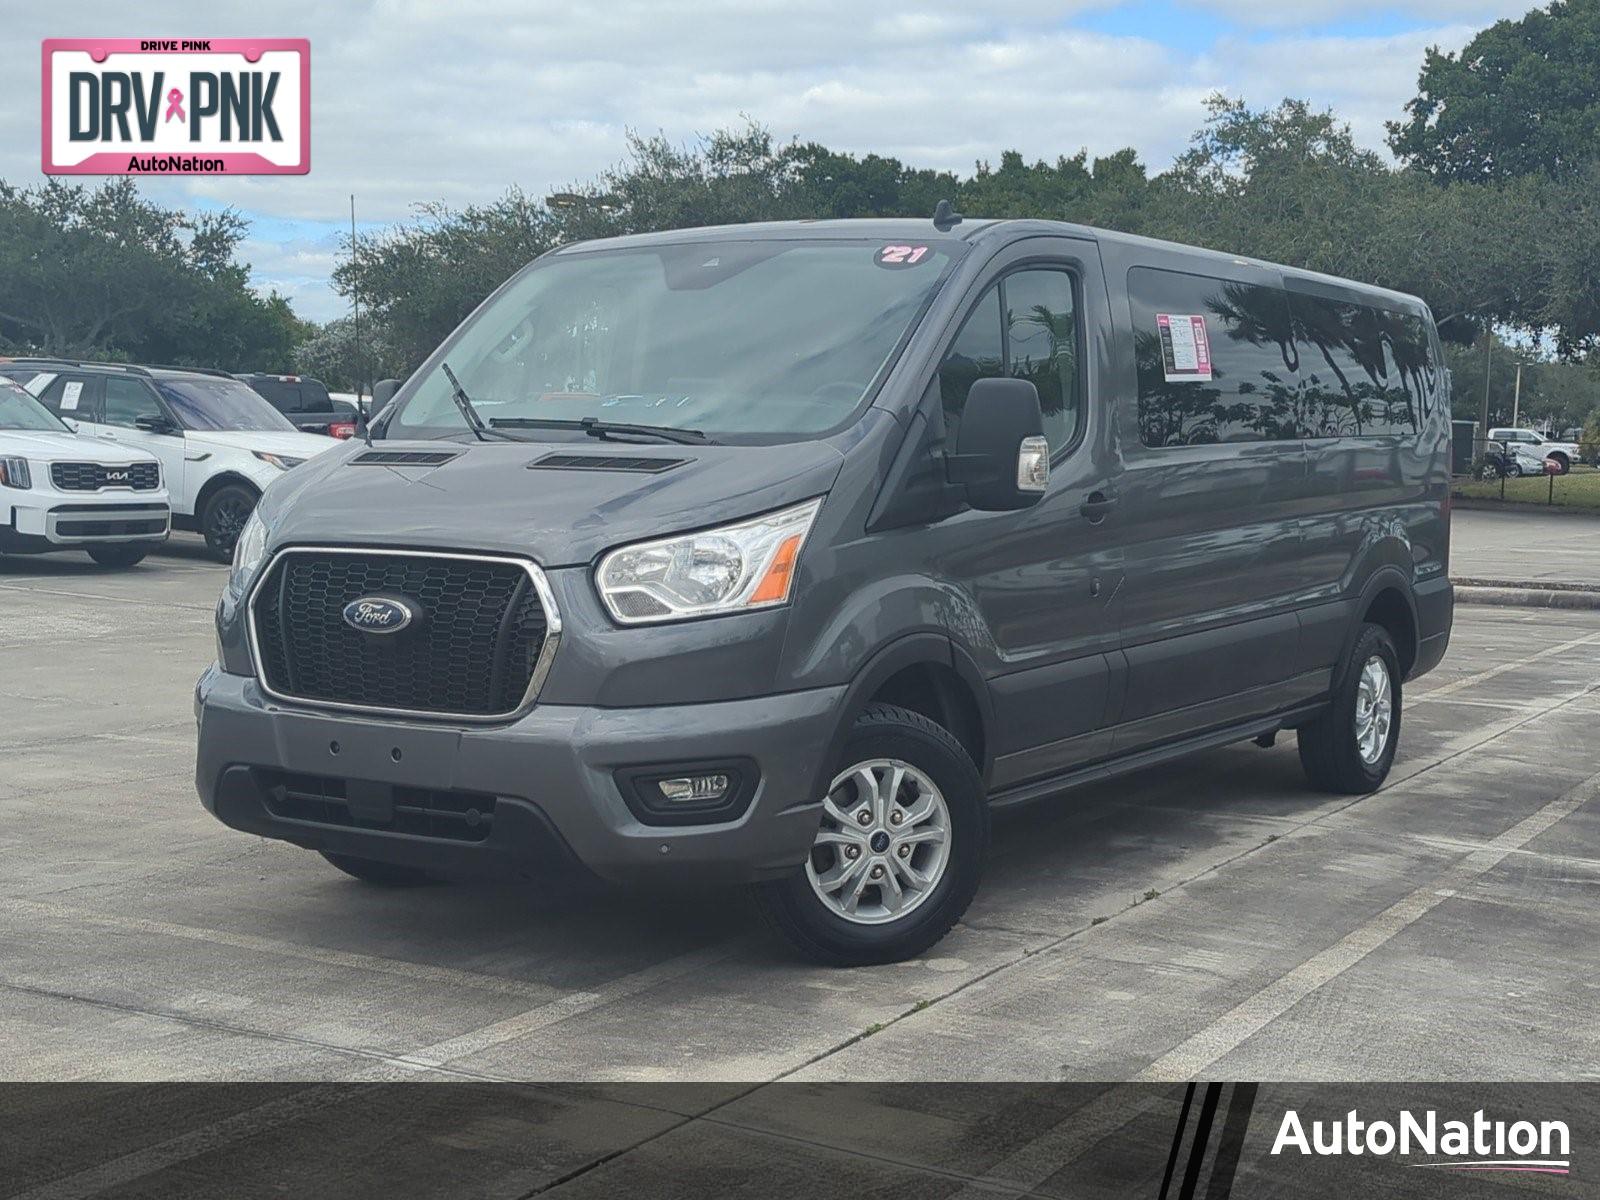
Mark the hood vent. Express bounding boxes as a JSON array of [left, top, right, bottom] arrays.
[[350, 450, 462, 467], [528, 452, 688, 474]]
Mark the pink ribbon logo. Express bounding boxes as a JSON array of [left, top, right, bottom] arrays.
[[164, 88, 185, 123]]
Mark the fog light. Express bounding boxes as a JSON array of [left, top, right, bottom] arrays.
[[658, 773, 731, 804], [615, 759, 758, 827]]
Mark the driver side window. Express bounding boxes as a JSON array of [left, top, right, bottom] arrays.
[[103, 378, 165, 429], [938, 270, 1081, 453]]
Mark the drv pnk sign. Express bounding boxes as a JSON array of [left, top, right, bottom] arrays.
[[42, 39, 309, 175]]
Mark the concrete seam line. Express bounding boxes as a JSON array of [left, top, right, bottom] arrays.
[[6, 1086, 379, 1200], [0, 897, 564, 1002], [370, 937, 750, 1074], [0, 979, 505, 1084], [0, 581, 217, 611], [1130, 772, 1600, 1082]]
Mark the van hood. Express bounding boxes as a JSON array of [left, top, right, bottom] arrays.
[[260, 436, 849, 567], [2, 429, 156, 465], [187, 429, 338, 458]]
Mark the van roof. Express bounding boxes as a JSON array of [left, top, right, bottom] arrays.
[[552, 216, 1430, 314]]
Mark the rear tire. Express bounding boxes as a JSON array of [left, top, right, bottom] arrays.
[[86, 544, 148, 568], [201, 483, 259, 561], [320, 851, 440, 887], [752, 703, 988, 966], [1298, 623, 1401, 794]]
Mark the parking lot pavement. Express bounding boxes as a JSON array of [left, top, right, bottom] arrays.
[[3, 534, 1600, 1084], [1451, 506, 1600, 587]]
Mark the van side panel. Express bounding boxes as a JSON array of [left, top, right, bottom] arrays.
[[1099, 246, 1314, 748], [1287, 278, 1452, 679]]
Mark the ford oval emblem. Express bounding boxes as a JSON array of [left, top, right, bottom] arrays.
[[342, 596, 414, 634]]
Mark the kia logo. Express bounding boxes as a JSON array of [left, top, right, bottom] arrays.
[[104, 470, 129, 482], [341, 596, 414, 634]]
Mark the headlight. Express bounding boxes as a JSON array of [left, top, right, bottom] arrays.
[[252, 451, 305, 470], [0, 456, 31, 489], [596, 498, 822, 625], [229, 506, 269, 594]]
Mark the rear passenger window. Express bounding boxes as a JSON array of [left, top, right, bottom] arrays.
[[940, 270, 1081, 453], [1288, 291, 1424, 437], [1129, 267, 1298, 447]]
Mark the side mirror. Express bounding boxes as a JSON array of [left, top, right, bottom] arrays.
[[946, 377, 1050, 511], [133, 414, 179, 436], [370, 378, 401, 417]]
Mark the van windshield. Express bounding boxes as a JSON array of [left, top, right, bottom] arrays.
[[389, 237, 962, 441]]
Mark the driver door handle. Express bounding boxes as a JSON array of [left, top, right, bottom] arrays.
[[1079, 491, 1118, 522]]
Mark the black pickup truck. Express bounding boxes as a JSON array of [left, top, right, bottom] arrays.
[[234, 373, 357, 438]]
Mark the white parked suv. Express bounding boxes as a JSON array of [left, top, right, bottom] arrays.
[[0, 360, 337, 560], [0, 376, 170, 568], [1488, 427, 1581, 474]]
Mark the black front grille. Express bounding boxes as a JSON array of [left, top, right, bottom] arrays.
[[251, 550, 551, 717], [51, 461, 161, 491], [260, 771, 496, 842]]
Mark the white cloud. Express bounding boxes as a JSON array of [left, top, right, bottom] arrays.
[[0, 0, 1507, 319]]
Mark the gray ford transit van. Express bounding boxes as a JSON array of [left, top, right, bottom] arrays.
[[195, 216, 1453, 964]]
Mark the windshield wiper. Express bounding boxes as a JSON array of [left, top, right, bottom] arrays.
[[440, 363, 521, 442], [487, 415, 713, 445]]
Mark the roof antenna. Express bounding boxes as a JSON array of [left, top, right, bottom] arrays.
[[932, 198, 963, 232]]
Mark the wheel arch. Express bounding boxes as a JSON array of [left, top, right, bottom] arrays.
[[813, 633, 995, 805], [192, 471, 261, 521], [1345, 567, 1420, 682]]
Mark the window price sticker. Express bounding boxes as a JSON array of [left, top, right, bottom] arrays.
[[1156, 313, 1212, 382]]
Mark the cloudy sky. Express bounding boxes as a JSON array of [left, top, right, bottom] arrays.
[[2, 0, 1529, 321]]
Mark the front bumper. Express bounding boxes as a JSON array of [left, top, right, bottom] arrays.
[[5, 499, 171, 545], [194, 666, 842, 885]]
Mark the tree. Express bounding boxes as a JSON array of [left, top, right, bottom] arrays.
[[333, 187, 555, 369], [0, 178, 310, 369], [292, 317, 399, 392], [1388, 0, 1600, 183]]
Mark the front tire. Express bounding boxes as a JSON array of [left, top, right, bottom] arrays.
[[320, 851, 440, 887], [1298, 624, 1401, 794], [86, 544, 149, 568], [753, 703, 988, 966], [201, 483, 259, 561]]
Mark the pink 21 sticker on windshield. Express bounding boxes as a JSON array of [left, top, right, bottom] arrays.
[[41, 38, 310, 175], [876, 244, 930, 267], [1156, 313, 1213, 382]]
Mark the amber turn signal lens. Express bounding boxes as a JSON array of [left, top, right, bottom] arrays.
[[748, 532, 803, 605]]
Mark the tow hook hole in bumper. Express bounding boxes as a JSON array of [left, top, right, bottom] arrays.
[[614, 758, 760, 827]]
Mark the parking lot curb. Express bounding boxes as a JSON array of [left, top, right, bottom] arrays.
[[1454, 582, 1600, 610], [1450, 497, 1600, 518]]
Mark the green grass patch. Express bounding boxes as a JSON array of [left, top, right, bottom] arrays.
[[1454, 470, 1600, 511]]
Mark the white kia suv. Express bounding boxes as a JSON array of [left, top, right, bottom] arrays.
[[0, 376, 170, 567], [1, 361, 336, 560]]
